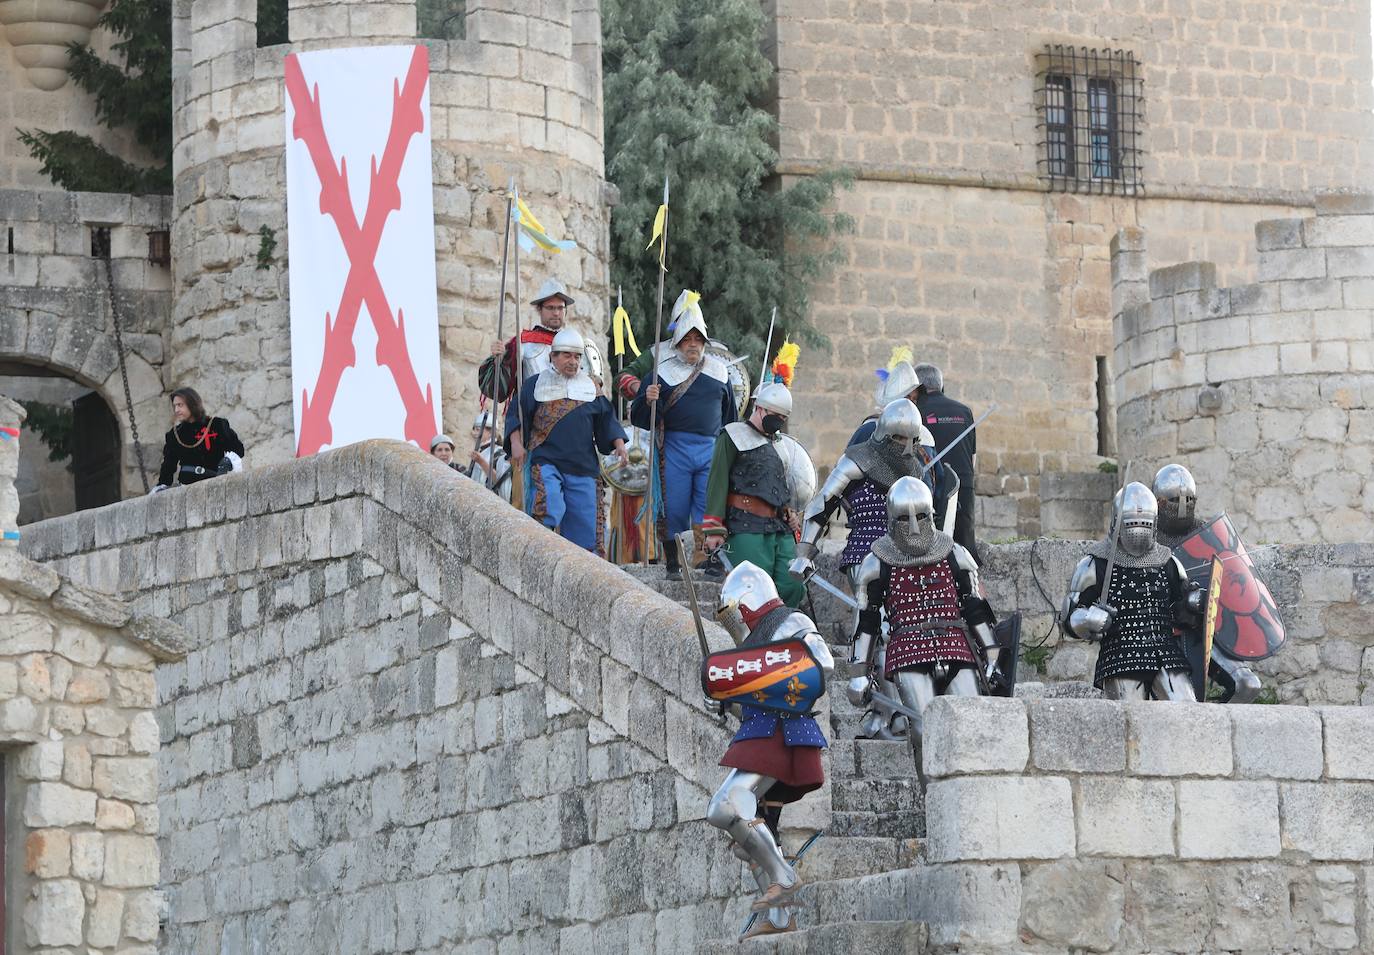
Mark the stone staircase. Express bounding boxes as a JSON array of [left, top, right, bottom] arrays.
[[626, 563, 934, 951]]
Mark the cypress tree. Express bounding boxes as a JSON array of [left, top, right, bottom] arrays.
[[602, 0, 852, 364], [17, 0, 172, 195]]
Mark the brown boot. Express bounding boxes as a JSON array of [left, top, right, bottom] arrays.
[[741, 910, 796, 940]]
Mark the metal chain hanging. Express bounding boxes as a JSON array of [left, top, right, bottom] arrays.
[[101, 254, 151, 492]]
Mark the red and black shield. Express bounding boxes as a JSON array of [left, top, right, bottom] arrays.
[[1173, 514, 1285, 661]]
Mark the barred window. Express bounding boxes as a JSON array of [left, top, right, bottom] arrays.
[[1035, 46, 1143, 195]]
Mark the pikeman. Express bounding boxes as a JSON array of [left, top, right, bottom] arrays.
[[703, 560, 834, 936], [507, 327, 629, 553], [852, 477, 1001, 744], [790, 398, 931, 740], [1153, 464, 1286, 703], [463, 409, 512, 500], [1063, 481, 1204, 701], [478, 278, 574, 403], [702, 364, 810, 608], [625, 291, 738, 579]]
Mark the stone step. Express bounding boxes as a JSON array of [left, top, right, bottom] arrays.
[[829, 809, 925, 840], [828, 738, 919, 780], [832, 776, 923, 815], [784, 835, 921, 883], [696, 920, 928, 955]]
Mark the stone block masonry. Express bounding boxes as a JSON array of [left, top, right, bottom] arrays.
[[170, 0, 612, 470], [918, 696, 1374, 952], [21, 440, 826, 953], [1112, 198, 1374, 546], [0, 399, 187, 953], [0, 189, 174, 500]]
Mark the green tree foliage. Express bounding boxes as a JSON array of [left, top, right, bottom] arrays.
[[257, 0, 289, 45], [602, 0, 851, 370], [17, 0, 171, 195], [17, 402, 74, 466]]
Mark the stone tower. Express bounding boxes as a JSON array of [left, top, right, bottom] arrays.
[[1111, 195, 1374, 544], [169, 0, 610, 465], [762, 0, 1374, 536]]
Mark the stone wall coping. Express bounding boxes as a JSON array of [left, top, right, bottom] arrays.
[[0, 549, 187, 661], [0, 188, 173, 226]]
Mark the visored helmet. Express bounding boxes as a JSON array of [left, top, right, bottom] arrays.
[[1114, 481, 1158, 557], [873, 399, 923, 459], [886, 475, 936, 555], [715, 560, 780, 642], [1152, 464, 1197, 535]]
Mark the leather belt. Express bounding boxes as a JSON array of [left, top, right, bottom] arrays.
[[180, 465, 210, 476], [727, 492, 782, 519]]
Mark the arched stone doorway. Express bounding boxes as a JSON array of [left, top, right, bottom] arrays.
[[0, 360, 123, 523]]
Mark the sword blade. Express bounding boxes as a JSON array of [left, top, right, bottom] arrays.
[[807, 574, 858, 610], [920, 403, 998, 477], [675, 532, 711, 658], [1097, 460, 1132, 612], [867, 686, 924, 736]]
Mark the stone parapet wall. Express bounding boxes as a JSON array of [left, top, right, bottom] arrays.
[[20, 441, 816, 953], [1112, 195, 1374, 545], [170, 0, 611, 467], [810, 537, 1374, 706], [0, 189, 174, 498], [919, 696, 1374, 953]]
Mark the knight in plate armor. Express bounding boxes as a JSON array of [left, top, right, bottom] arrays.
[[852, 477, 1000, 739], [790, 398, 932, 740], [506, 328, 628, 554], [852, 350, 952, 514], [1062, 481, 1205, 701], [624, 291, 738, 578], [1153, 463, 1264, 703], [705, 561, 834, 937], [702, 381, 809, 607]]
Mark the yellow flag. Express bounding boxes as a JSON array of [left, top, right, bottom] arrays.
[[645, 203, 667, 256], [612, 306, 640, 357]]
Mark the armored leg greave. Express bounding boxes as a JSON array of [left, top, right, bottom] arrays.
[[1102, 677, 1150, 701], [944, 667, 980, 697], [1209, 650, 1262, 703], [1150, 668, 1198, 702], [707, 771, 797, 890]]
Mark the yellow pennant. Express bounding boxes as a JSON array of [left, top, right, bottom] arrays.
[[612, 306, 640, 357], [645, 203, 667, 259]]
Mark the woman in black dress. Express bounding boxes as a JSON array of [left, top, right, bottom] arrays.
[[153, 387, 245, 491]]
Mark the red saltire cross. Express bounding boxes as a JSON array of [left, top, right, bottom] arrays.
[[285, 45, 438, 457]]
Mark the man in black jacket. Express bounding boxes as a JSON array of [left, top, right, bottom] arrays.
[[914, 363, 979, 563]]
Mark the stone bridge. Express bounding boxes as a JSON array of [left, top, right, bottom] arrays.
[[13, 439, 1374, 953]]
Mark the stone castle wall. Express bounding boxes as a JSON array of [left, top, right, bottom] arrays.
[[0, 11, 155, 189], [764, 0, 1374, 535], [1112, 195, 1374, 546], [19, 441, 821, 953], [170, 0, 611, 467], [0, 399, 186, 955], [0, 188, 174, 500], [921, 695, 1374, 952]]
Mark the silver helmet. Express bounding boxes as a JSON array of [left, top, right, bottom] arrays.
[[754, 382, 792, 417], [874, 360, 919, 409], [715, 560, 780, 642], [550, 327, 585, 354], [1113, 481, 1159, 557], [873, 398, 923, 460], [1152, 463, 1197, 535], [530, 277, 574, 307], [886, 475, 936, 556]]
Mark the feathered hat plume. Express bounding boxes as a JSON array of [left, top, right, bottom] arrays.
[[770, 339, 800, 387], [874, 345, 913, 383]]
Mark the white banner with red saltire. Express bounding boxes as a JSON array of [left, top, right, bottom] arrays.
[[284, 44, 442, 457]]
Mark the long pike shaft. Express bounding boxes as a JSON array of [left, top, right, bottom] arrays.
[[642, 176, 670, 566], [479, 182, 515, 487]]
